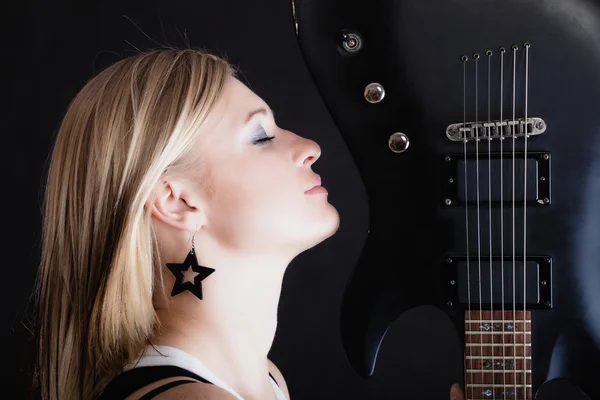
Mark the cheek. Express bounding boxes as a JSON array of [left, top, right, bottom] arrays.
[[207, 168, 303, 247]]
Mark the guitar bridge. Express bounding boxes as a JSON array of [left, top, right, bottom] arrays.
[[446, 117, 547, 142]]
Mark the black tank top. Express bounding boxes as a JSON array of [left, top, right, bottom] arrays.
[[97, 365, 279, 399]]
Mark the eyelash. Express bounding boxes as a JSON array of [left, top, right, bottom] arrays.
[[252, 128, 276, 146]]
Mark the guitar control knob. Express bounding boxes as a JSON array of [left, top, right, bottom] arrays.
[[389, 132, 410, 153], [340, 31, 363, 53], [364, 82, 385, 103]]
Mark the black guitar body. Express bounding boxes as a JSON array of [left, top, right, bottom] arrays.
[[293, 0, 600, 398]]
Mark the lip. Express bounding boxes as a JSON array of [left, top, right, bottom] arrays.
[[305, 185, 328, 195], [304, 175, 322, 193]]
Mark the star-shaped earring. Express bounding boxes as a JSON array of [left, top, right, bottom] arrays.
[[166, 247, 215, 300]]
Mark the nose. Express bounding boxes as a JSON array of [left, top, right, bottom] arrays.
[[296, 136, 321, 167]]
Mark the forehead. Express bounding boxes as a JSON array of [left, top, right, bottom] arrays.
[[227, 76, 260, 105], [195, 76, 264, 143]]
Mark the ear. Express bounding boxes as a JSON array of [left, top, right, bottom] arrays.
[[145, 178, 207, 232]]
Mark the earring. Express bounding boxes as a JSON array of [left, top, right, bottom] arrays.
[[166, 225, 215, 300]]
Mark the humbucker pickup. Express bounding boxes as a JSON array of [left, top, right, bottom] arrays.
[[446, 117, 547, 142]]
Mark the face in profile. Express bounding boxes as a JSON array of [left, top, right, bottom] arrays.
[[189, 75, 340, 257]]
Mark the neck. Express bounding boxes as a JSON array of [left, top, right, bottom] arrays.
[[153, 249, 290, 399], [463, 310, 532, 400]]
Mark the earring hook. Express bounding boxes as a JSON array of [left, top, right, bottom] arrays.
[[190, 224, 199, 253]]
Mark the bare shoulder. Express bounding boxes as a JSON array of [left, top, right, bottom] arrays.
[[268, 359, 291, 400], [152, 381, 239, 400]]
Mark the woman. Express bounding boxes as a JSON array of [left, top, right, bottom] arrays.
[[29, 47, 466, 400], [30, 47, 340, 400]]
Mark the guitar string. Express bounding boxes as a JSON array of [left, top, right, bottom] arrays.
[[462, 55, 473, 400], [511, 44, 517, 399], [486, 49, 495, 399], [523, 42, 530, 399], [499, 46, 506, 400], [475, 52, 484, 395]]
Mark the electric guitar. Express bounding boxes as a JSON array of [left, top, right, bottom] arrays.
[[292, 0, 600, 398]]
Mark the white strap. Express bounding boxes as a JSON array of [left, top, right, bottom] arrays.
[[125, 345, 286, 400]]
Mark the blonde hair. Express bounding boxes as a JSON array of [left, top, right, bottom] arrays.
[[29, 47, 236, 400]]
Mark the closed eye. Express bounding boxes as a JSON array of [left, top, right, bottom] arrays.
[[254, 136, 275, 145], [252, 127, 276, 146]]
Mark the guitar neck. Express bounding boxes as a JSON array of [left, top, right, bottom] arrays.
[[463, 310, 532, 400]]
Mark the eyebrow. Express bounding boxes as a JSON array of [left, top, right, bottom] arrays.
[[245, 106, 275, 124]]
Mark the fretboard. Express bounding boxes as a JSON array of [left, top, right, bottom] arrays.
[[464, 310, 532, 400]]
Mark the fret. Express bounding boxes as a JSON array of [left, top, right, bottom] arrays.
[[464, 310, 532, 399], [465, 356, 532, 359], [466, 311, 529, 319], [466, 322, 531, 332], [467, 343, 531, 347], [466, 370, 528, 373], [468, 384, 532, 388], [466, 357, 532, 370], [463, 385, 533, 399], [469, 371, 532, 385], [466, 321, 531, 332], [465, 333, 531, 344], [466, 344, 531, 357], [465, 331, 530, 334]]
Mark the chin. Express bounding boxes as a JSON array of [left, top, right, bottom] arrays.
[[286, 204, 340, 252], [327, 205, 341, 236], [312, 205, 341, 244]]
